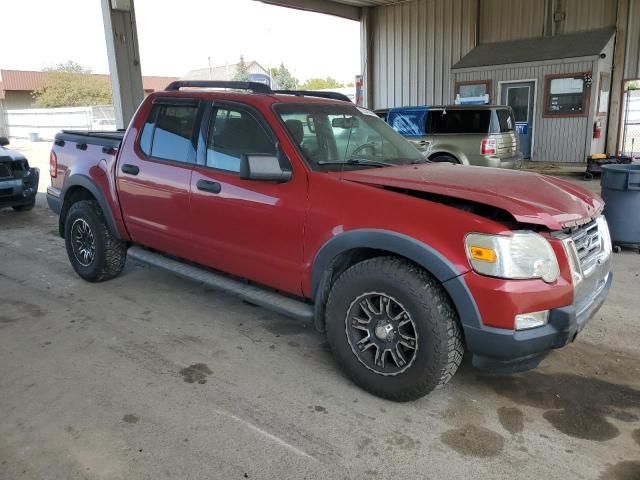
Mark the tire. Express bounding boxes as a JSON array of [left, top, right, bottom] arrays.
[[64, 200, 127, 282], [325, 256, 464, 401], [430, 154, 459, 164], [12, 202, 35, 212]]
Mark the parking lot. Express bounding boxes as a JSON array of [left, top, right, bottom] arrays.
[[0, 144, 639, 480]]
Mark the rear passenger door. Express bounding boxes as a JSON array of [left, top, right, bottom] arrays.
[[188, 102, 307, 296], [117, 98, 200, 258]]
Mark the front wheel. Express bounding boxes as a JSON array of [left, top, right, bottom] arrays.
[[64, 200, 127, 282], [325, 257, 464, 401]]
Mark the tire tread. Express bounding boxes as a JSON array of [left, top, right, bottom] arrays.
[[325, 256, 464, 401]]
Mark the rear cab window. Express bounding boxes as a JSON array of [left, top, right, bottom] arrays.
[[139, 101, 199, 163]]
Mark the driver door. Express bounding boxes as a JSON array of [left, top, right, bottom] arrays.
[[188, 102, 308, 296]]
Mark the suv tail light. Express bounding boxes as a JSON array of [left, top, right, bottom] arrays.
[[481, 138, 497, 155], [50, 151, 57, 178]]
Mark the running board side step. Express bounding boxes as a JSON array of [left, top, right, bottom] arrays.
[[127, 246, 315, 323]]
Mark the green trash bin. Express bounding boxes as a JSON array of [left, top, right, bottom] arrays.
[[601, 164, 640, 248]]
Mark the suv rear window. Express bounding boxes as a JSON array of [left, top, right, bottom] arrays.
[[494, 109, 515, 133], [426, 109, 491, 134]]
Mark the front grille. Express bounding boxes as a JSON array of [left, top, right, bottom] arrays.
[[0, 163, 12, 179], [570, 220, 602, 273], [0, 187, 13, 197]]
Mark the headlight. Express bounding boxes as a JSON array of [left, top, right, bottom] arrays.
[[465, 232, 560, 282]]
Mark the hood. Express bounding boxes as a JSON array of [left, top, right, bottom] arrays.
[[0, 146, 27, 163], [337, 163, 603, 230]]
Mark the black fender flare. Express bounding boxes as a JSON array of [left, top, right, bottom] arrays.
[[60, 174, 120, 238], [311, 229, 482, 330]]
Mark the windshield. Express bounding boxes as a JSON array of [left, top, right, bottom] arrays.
[[275, 103, 425, 171]]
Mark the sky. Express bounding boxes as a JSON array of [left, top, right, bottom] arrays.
[[1, 0, 361, 83]]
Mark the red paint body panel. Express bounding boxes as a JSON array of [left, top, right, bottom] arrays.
[[50, 89, 605, 332], [462, 239, 574, 329], [188, 166, 308, 294], [339, 164, 604, 230], [116, 121, 194, 259]]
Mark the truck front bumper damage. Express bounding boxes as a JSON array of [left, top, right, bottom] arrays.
[[464, 272, 612, 373], [0, 167, 39, 209]]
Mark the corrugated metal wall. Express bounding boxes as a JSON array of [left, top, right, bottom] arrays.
[[368, 0, 639, 159], [369, 0, 627, 110], [625, 0, 640, 78], [454, 59, 596, 162], [559, 0, 617, 33], [478, 0, 545, 43], [371, 0, 476, 109], [477, 0, 617, 43]]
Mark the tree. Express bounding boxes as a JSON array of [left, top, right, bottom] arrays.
[[299, 77, 344, 90], [270, 63, 298, 90], [32, 61, 112, 107], [233, 55, 251, 82]]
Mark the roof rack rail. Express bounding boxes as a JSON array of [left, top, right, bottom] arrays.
[[272, 89, 352, 103], [164, 81, 352, 103], [165, 80, 272, 94]]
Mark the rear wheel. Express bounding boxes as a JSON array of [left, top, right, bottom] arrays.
[[64, 200, 127, 282], [325, 256, 464, 401]]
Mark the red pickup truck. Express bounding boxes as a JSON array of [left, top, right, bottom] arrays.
[[47, 81, 612, 401]]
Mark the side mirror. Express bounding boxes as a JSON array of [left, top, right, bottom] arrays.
[[240, 153, 292, 182], [0, 137, 9, 147]]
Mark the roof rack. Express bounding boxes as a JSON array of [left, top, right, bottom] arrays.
[[165, 80, 272, 94], [164, 80, 351, 102], [271, 89, 352, 103]]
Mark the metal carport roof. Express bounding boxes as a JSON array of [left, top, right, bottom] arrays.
[[259, 0, 403, 20]]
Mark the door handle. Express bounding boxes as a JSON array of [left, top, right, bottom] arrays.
[[196, 179, 222, 194], [121, 164, 140, 175]]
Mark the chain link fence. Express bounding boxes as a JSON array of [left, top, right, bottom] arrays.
[[4, 105, 116, 141]]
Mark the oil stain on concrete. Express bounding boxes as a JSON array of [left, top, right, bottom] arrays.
[[385, 431, 420, 451], [497, 406, 524, 435], [543, 409, 619, 441], [179, 363, 212, 384], [440, 424, 504, 457], [632, 428, 640, 447], [122, 414, 139, 424], [480, 372, 640, 441], [598, 461, 640, 480], [0, 300, 46, 324]]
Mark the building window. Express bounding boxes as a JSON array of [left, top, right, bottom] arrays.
[[597, 72, 610, 116], [544, 73, 591, 117], [455, 80, 491, 104]]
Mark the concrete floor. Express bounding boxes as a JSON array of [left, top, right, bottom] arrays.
[[1, 144, 639, 479]]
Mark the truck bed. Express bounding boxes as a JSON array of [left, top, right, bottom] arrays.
[[56, 130, 125, 149]]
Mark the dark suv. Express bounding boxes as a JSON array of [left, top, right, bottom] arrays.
[[0, 136, 39, 211]]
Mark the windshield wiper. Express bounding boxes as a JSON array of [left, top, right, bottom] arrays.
[[317, 158, 393, 168]]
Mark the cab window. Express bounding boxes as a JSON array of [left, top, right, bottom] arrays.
[[206, 107, 276, 173], [139, 104, 199, 163]]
